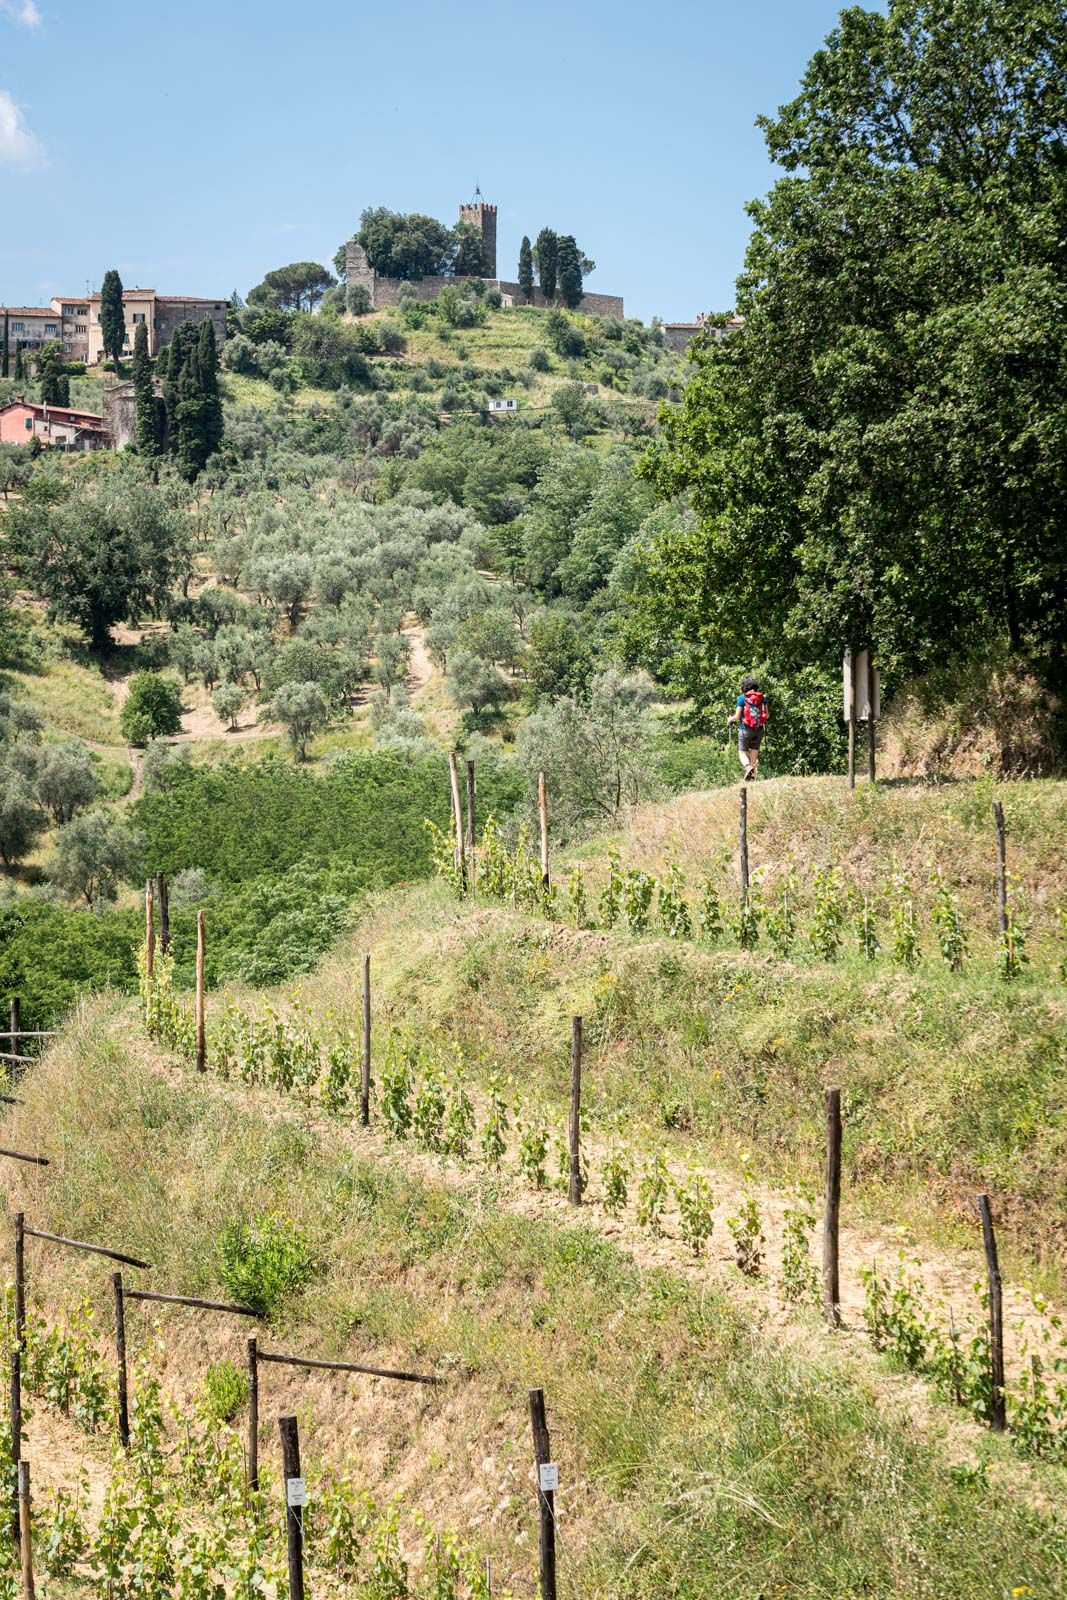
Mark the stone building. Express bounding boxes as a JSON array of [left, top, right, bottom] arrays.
[[1, 290, 226, 375], [662, 312, 745, 354], [345, 196, 625, 319]]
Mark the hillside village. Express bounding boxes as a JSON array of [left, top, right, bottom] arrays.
[[0, 1, 1064, 1596]]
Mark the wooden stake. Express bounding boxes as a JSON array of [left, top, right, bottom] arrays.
[[528, 1388, 557, 1600], [866, 654, 877, 783], [112, 1272, 129, 1449], [976, 1193, 1006, 1432], [448, 752, 467, 890], [195, 910, 206, 1073], [568, 1016, 582, 1206], [279, 1414, 305, 1600], [156, 873, 170, 955], [465, 759, 476, 853], [17, 1462, 32, 1600], [846, 648, 856, 790], [360, 954, 371, 1128], [822, 1088, 842, 1329], [8, 998, 18, 1059], [993, 802, 1008, 936], [247, 1337, 259, 1494], [13, 1213, 25, 1350], [145, 879, 155, 979], [9, 1352, 20, 1549], [538, 770, 550, 890], [739, 787, 750, 894]]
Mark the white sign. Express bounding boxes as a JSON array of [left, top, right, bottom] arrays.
[[286, 1477, 307, 1508], [538, 1462, 559, 1493]]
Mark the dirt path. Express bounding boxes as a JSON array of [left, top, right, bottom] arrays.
[[403, 618, 435, 695]]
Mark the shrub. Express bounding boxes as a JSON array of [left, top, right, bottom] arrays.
[[528, 346, 551, 373], [203, 1359, 249, 1424], [346, 283, 373, 316], [219, 1215, 318, 1317], [121, 673, 183, 746]]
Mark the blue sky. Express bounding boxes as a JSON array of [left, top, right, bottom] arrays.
[[0, 0, 850, 323]]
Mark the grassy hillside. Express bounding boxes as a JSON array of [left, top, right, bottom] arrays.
[[2, 773, 1065, 1593], [5, 996, 1066, 1597]]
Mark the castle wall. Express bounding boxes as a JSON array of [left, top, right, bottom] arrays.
[[344, 242, 623, 319]]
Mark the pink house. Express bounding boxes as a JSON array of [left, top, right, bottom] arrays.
[[0, 397, 109, 451]]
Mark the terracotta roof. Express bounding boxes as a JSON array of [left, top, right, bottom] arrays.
[[1, 307, 58, 317], [0, 399, 105, 426]]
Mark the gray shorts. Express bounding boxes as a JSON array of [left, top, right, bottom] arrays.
[[739, 727, 764, 752]]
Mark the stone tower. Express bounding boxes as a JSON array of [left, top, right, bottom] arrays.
[[458, 192, 497, 279]]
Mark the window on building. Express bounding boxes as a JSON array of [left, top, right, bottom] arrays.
[[24, 418, 32, 431], [11, 322, 23, 332], [45, 324, 58, 334], [133, 313, 145, 324]]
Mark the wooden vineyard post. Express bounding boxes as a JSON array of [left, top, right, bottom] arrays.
[[822, 1088, 842, 1329], [247, 1337, 259, 1494], [17, 1462, 32, 1600], [9, 1351, 20, 1548], [739, 787, 750, 895], [538, 771, 550, 891], [568, 1016, 583, 1206], [466, 759, 476, 895], [279, 1414, 305, 1600], [360, 954, 371, 1128], [144, 880, 155, 979], [993, 802, 1008, 937], [8, 998, 18, 1059], [195, 910, 206, 1073], [13, 1213, 25, 1349], [846, 647, 857, 790], [976, 1193, 1006, 1432], [528, 1388, 557, 1600], [448, 752, 467, 891], [866, 654, 877, 783], [155, 873, 170, 955], [112, 1273, 130, 1449]]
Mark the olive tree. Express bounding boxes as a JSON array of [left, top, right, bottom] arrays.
[[48, 810, 144, 906]]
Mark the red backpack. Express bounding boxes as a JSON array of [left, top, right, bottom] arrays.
[[741, 691, 768, 729]]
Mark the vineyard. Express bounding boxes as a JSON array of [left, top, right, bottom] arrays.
[[0, 773, 1062, 1595]]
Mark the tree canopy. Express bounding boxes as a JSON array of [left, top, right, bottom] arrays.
[[247, 262, 337, 313], [634, 0, 1067, 704], [99, 269, 125, 372]]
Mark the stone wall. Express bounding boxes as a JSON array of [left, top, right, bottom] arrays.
[[344, 242, 624, 318]]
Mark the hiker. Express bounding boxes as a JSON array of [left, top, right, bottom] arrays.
[[727, 675, 769, 780]]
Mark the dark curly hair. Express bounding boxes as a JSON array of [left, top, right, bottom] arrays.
[[741, 675, 760, 692]]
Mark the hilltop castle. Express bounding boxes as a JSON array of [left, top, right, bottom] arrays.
[[345, 197, 624, 318]]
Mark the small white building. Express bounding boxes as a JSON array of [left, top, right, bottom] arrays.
[[488, 397, 518, 413]]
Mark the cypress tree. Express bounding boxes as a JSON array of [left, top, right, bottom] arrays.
[[556, 235, 584, 309], [38, 342, 70, 407], [197, 318, 224, 458], [99, 269, 126, 372], [518, 236, 534, 302], [534, 229, 559, 301], [132, 322, 160, 455]]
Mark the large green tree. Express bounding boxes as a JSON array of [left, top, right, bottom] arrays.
[[247, 262, 336, 312], [555, 235, 584, 309], [132, 322, 161, 456], [6, 464, 190, 648], [533, 230, 559, 301], [351, 209, 455, 280], [36, 342, 70, 407], [99, 269, 125, 372], [635, 0, 1067, 701], [518, 236, 535, 302]]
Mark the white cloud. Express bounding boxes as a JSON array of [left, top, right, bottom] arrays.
[[0, 0, 42, 28], [0, 89, 44, 168]]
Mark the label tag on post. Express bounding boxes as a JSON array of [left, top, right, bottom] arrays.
[[286, 1477, 307, 1508], [538, 1462, 559, 1493]]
